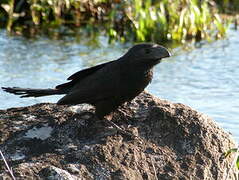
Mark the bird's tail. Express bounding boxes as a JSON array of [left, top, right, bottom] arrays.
[[1, 87, 65, 98]]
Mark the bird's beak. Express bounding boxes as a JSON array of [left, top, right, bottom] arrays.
[[156, 46, 171, 59]]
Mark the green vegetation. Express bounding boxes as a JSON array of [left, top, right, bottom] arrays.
[[109, 0, 227, 43], [0, 0, 237, 43], [224, 148, 239, 170]]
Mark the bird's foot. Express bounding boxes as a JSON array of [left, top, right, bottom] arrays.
[[103, 119, 138, 139]]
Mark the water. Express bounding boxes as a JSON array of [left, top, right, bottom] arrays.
[[0, 30, 238, 142]]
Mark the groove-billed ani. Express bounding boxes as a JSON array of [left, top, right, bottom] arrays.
[[2, 43, 171, 119]]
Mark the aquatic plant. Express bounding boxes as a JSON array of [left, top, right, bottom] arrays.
[[107, 0, 228, 43], [0, 0, 234, 43]]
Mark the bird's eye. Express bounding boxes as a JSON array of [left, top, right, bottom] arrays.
[[145, 48, 151, 54]]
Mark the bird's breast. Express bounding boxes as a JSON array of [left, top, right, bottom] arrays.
[[118, 69, 153, 100]]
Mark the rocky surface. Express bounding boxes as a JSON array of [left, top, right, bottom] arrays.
[[0, 92, 237, 180]]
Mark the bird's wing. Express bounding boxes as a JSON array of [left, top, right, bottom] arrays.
[[67, 61, 114, 80], [57, 60, 121, 105], [56, 60, 114, 90]]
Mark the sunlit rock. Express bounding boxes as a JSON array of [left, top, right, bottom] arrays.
[[0, 92, 237, 179]]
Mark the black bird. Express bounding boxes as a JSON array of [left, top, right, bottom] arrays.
[[2, 43, 170, 125]]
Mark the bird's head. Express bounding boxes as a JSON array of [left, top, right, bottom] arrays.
[[123, 43, 171, 66]]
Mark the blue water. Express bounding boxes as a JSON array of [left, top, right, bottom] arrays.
[[0, 29, 238, 142]]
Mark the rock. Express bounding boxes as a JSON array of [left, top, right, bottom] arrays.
[[0, 92, 237, 179], [39, 165, 78, 180]]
